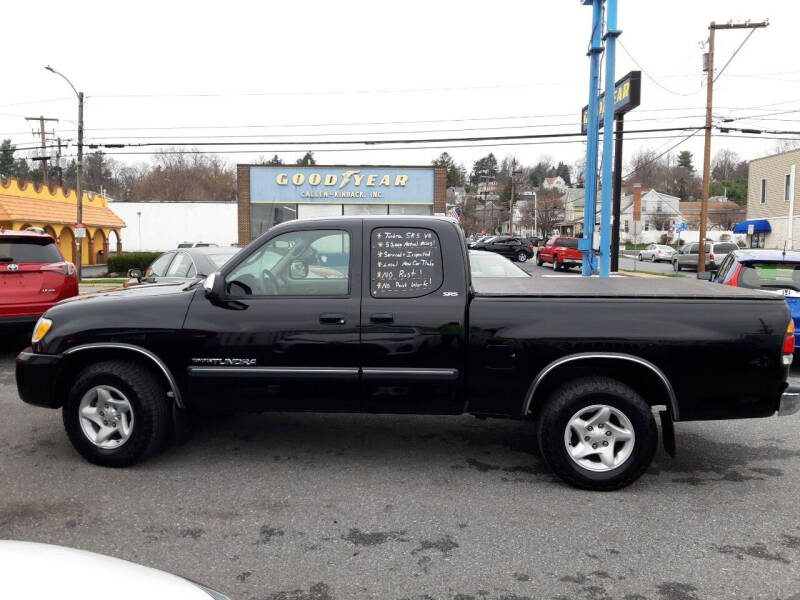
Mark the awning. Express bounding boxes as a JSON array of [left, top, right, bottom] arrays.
[[733, 219, 771, 234]]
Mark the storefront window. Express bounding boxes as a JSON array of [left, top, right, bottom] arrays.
[[389, 205, 433, 215], [297, 204, 343, 219], [343, 204, 389, 215], [750, 232, 767, 248], [250, 204, 297, 240]]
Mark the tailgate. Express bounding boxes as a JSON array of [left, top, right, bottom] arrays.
[[0, 264, 63, 314]]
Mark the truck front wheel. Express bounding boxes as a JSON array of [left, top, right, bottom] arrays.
[[63, 360, 171, 467], [537, 377, 657, 491]]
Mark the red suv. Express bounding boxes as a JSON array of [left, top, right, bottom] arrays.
[[536, 236, 582, 271], [0, 228, 78, 330]]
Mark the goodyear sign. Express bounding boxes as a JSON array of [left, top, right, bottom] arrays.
[[581, 71, 641, 134], [250, 166, 434, 204]]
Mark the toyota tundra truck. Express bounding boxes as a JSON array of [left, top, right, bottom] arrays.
[[16, 216, 800, 490]]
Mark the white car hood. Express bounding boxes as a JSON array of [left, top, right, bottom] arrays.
[[0, 541, 218, 600]]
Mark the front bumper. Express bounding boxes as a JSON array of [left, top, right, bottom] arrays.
[[15, 349, 63, 409], [778, 385, 800, 416]]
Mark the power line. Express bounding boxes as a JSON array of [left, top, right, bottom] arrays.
[[618, 40, 702, 97]]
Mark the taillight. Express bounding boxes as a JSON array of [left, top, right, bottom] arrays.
[[709, 253, 715, 261], [40, 261, 76, 276], [783, 320, 795, 364], [529, 244, 534, 251], [725, 264, 742, 286]]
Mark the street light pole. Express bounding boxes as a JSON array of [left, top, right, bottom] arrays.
[[45, 66, 84, 280]]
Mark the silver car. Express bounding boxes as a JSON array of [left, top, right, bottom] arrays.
[[638, 244, 676, 263], [672, 241, 739, 272]]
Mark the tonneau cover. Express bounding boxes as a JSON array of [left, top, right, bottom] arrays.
[[471, 276, 784, 300]]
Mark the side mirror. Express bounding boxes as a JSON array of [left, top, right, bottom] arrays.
[[128, 268, 143, 281], [696, 272, 713, 281], [203, 271, 225, 300], [289, 260, 309, 280]]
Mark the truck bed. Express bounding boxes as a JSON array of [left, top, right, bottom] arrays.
[[471, 276, 784, 300]]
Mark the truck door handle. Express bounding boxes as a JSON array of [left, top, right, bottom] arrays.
[[370, 313, 394, 324], [319, 313, 346, 325]]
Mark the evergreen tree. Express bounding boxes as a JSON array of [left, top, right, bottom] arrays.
[[0, 139, 16, 177], [296, 151, 316, 166], [677, 150, 695, 172]]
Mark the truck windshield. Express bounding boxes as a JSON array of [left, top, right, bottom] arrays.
[[738, 262, 800, 291]]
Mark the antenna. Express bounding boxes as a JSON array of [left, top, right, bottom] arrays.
[[783, 239, 787, 258]]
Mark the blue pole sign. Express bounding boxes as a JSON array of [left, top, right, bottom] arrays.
[[581, 71, 641, 134]]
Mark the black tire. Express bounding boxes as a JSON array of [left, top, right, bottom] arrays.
[[536, 377, 658, 491], [637, 253, 643, 261], [673, 259, 681, 272], [651, 254, 657, 263], [536, 255, 543, 267], [553, 256, 560, 271], [63, 360, 171, 467], [516, 251, 528, 263]]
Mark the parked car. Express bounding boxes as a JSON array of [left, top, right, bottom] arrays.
[[16, 216, 798, 491], [638, 244, 676, 263], [469, 249, 530, 278], [1, 227, 78, 331], [127, 246, 240, 286], [697, 248, 800, 346], [0, 540, 232, 600], [475, 235, 535, 262], [672, 241, 738, 272], [469, 235, 495, 249], [177, 241, 218, 248], [536, 236, 582, 270]]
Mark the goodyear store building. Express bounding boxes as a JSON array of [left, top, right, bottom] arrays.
[[236, 165, 446, 245]]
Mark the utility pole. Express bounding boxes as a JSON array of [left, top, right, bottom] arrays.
[[76, 91, 84, 278], [697, 20, 768, 272], [24, 116, 58, 184]]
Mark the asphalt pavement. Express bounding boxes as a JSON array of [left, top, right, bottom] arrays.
[[2, 336, 800, 599]]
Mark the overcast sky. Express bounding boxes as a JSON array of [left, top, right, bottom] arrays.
[[2, 0, 798, 177]]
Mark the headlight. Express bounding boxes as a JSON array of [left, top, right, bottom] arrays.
[[31, 317, 53, 343]]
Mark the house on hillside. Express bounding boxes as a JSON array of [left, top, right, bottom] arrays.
[[542, 176, 567, 192]]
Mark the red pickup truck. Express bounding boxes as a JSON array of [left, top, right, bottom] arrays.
[[536, 236, 582, 271]]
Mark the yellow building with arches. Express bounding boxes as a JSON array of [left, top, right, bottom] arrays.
[[0, 177, 125, 265]]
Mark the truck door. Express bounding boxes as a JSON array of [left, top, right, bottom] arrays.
[[182, 221, 362, 412], [360, 220, 466, 414]]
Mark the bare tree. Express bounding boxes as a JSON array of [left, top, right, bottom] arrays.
[[712, 149, 741, 181], [533, 189, 564, 238]]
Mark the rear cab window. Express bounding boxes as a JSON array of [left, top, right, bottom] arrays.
[[738, 262, 800, 291], [0, 238, 62, 264], [370, 227, 443, 298], [555, 238, 578, 248]]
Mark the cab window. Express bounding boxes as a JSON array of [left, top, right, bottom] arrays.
[[226, 229, 350, 297]]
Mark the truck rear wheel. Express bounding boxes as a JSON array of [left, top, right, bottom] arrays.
[[63, 360, 171, 467], [536, 254, 543, 266], [536, 377, 657, 491]]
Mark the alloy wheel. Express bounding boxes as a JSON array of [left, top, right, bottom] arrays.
[[563, 404, 635, 472], [78, 385, 135, 449]]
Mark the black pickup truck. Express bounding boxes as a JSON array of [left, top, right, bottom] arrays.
[[16, 216, 800, 490]]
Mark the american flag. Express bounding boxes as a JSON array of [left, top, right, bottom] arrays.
[[448, 206, 462, 221]]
